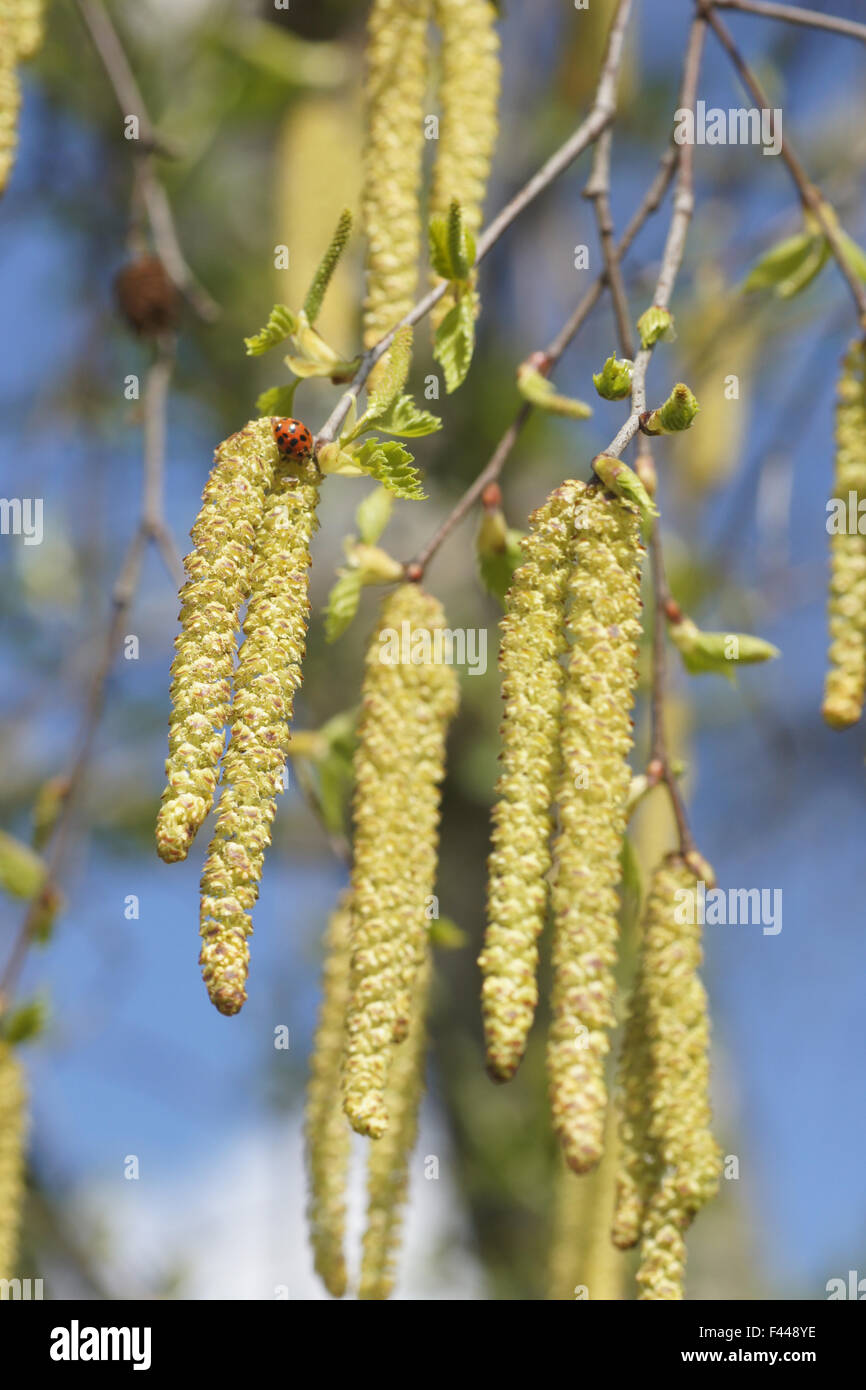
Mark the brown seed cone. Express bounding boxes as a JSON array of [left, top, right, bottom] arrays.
[[115, 254, 180, 337]]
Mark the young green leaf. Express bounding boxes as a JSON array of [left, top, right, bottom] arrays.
[[591, 454, 659, 532], [256, 383, 299, 417], [356, 486, 394, 546], [372, 394, 442, 437], [0, 996, 48, 1045], [517, 364, 593, 419], [447, 199, 475, 280], [669, 617, 780, 679], [244, 304, 299, 356], [368, 325, 413, 415], [434, 292, 476, 394], [351, 438, 426, 500], [742, 231, 816, 293], [325, 569, 364, 643], [303, 207, 353, 325]]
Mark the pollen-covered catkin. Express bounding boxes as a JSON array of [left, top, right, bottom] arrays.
[[305, 894, 353, 1299], [479, 483, 580, 1083], [359, 956, 430, 1300], [822, 340, 866, 730], [630, 855, 722, 1301], [0, 1, 45, 196], [429, 0, 500, 325], [0, 1042, 26, 1278], [156, 420, 278, 864], [548, 485, 643, 1174], [362, 0, 430, 350], [611, 961, 657, 1250], [199, 453, 319, 1016], [342, 585, 458, 1139]]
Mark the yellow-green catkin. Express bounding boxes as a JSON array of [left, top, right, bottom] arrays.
[[823, 341, 866, 730], [548, 485, 643, 1174], [0, 1, 45, 195], [429, 0, 500, 324], [156, 421, 278, 865], [361, 0, 430, 352], [359, 956, 431, 1300], [547, 1105, 624, 1302], [479, 483, 579, 1083], [611, 954, 657, 1251], [13, 1, 45, 61], [199, 452, 319, 1016], [305, 894, 353, 1299], [0, 1042, 26, 1278], [342, 584, 458, 1139], [628, 855, 722, 1301]]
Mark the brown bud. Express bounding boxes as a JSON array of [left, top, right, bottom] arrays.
[[115, 255, 180, 337]]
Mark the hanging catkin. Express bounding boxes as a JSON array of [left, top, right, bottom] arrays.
[[822, 340, 866, 730], [359, 956, 431, 1300], [429, 0, 500, 325], [616, 855, 721, 1301], [342, 584, 458, 1139], [548, 485, 643, 1174], [0, 1042, 26, 1279], [305, 893, 353, 1299], [199, 450, 319, 1016], [479, 483, 579, 1084], [547, 1104, 624, 1302], [156, 421, 278, 864], [361, 0, 430, 352]]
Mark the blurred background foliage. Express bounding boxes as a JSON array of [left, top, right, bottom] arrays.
[[2, 0, 866, 1299]]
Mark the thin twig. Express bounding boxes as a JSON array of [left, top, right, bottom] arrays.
[[584, 130, 635, 358], [712, 0, 866, 42], [75, 0, 219, 322], [0, 347, 183, 1008], [702, 1, 866, 325], [314, 0, 637, 451]]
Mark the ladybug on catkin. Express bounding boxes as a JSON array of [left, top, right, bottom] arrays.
[[272, 417, 314, 461]]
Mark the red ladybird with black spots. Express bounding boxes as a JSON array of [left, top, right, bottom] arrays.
[[272, 417, 314, 461]]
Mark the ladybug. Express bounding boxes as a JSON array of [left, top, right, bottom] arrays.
[[272, 417, 314, 461]]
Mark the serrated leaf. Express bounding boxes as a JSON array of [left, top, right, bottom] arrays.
[[434, 292, 476, 394], [447, 199, 474, 280], [351, 438, 426, 500], [429, 216, 454, 279], [517, 365, 593, 419], [256, 383, 299, 417], [303, 207, 352, 325], [285, 354, 360, 379], [244, 304, 298, 356], [356, 486, 394, 545], [368, 326, 414, 415], [324, 568, 364, 642], [373, 393, 442, 437]]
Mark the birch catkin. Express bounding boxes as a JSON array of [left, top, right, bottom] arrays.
[[479, 484, 579, 1083], [156, 420, 277, 864], [359, 956, 431, 1300], [621, 855, 722, 1301], [429, 0, 500, 323], [0, 1043, 26, 1279], [548, 485, 643, 1174], [199, 452, 319, 1016], [305, 894, 353, 1299], [822, 340, 866, 729], [342, 584, 458, 1139], [362, 0, 430, 350]]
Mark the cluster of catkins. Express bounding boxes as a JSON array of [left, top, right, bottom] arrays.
[[156, 419, 320, 1015], [0, 0, 45, 196], [823, 339, 866, 731], [362, 0, 500, 357], [479, 480, 721, 1299]]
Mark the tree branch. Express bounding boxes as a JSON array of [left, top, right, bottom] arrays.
[[712, 0, 866, 42]]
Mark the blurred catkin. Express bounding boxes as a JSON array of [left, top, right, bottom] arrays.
[[361, 0, 430, 356], [359, 956, 431, 1300], [548, 486, 643, 1175], [620, 856, 721, 1300], [0, 1, 44, 194], [199, 451, 319, 1016], [429, 0, 500, 326], [305, 893, 353, 1299], [479, 484, 578, 1084], [0, 1042, 26, 1278], [547, 1105, 624, 1301], [822, 340, 866, 730], [156, 421, 277, 865], [342, 585, 458, 1139]]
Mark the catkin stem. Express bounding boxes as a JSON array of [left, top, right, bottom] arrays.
[[342, 585, 458, 1139], [547, 484, 644, 1174], [198, 451, 319, 1015]]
